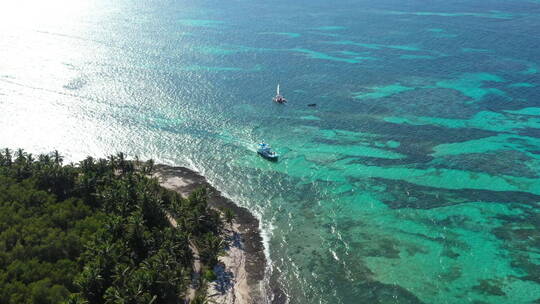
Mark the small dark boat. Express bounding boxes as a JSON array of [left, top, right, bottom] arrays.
[[273, 84, 287, 104], [257, 142, 278, 161], [308, 103, 317, 107]]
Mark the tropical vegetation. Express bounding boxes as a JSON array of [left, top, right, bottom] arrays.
[[0, 149, 226, 304]]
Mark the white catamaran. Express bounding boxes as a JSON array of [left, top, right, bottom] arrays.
[[273, 84, 287, 104]]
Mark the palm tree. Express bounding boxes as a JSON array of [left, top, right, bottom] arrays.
[[80, 156, 95, 173], [65, 294, 88, 304], [15, 148, 25, 164], [76, 264, 105, 303], [196, 232, 224, 266], [27, 153, 34, 164], [116, 152, 126, 173], [97, 158, 109, 175], [53, 150, 63, 165], [108, 155, 116, 170], [222, 208, 235, 229], [38, 153, 51, 165], [3, 148, 12, 166], [142, 159, 154, 175]]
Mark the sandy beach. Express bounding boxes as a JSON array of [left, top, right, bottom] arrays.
[[154, 165, 266, 304]]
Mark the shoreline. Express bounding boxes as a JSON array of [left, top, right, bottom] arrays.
[[154, 164, 267, 304]]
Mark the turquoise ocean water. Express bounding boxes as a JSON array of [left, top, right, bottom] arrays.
[[1, 0, 540, 302]]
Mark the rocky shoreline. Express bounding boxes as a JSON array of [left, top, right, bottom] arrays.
[[154, 164, 267, 304]]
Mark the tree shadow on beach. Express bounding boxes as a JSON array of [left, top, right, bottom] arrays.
[[212, 263, 234, 295], [223, 229, 243, 250], [207, 231, 243, 297], [230, 231, 243, 249]]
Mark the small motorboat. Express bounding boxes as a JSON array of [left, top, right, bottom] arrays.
[[273, 84, 287, 104], [257, 142, 278, 161]]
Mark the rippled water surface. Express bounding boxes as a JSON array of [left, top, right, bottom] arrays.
[[1, 0, 540, 303]]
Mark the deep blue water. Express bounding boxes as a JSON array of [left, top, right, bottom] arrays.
[[1, 0, 540, 303]]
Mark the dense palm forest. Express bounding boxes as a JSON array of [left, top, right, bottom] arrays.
[[0, 149, 225, 304]]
